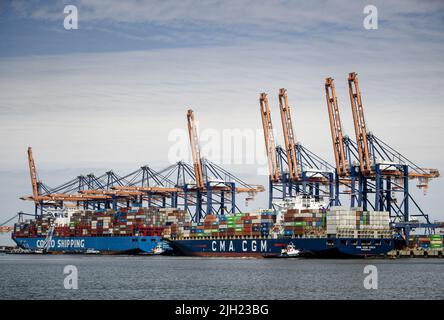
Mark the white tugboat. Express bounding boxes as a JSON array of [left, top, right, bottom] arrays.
[[281, 243, 301, 257], [85, 249, 100, 254], [152, 242, 166, 255]]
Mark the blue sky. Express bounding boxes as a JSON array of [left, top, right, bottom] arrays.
[[0, 0, 443, 228]]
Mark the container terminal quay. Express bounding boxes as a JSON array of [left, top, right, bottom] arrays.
[[1, 73, 443, 258]]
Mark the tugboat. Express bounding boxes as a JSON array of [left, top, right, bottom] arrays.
[[85, 248, 100, 254], [281, 243, 301, 257], [151, 241, 174, 255], [152, 242, 165, 255]]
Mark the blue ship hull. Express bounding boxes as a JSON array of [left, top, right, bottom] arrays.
[[168, 237, 395, 258], [12, 235, 162, 254]]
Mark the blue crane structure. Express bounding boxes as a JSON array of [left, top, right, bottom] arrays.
[[21, 160, 183, 217], [22, 156, 263, 223], [21, 110, 264, 223]]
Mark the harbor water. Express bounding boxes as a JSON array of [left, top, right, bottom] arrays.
[[0, 254, 442, 300]]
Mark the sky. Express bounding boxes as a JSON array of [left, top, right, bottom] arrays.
[[0, 0, 443, 227]]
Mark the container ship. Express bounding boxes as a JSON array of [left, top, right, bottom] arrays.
[[13, 195, 436, 257], [12, 206, 183, 254], [166, 196, 398, 258]]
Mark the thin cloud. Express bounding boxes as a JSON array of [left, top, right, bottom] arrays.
[[8, 1, 444, 40]]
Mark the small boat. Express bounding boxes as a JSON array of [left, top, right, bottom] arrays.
[[150, 241, 174, 255], [281, 243, 301, 257], [152, 243, 165, 255], [85, 249, 100, 254]]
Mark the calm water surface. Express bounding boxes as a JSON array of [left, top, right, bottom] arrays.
[[0, 254, 442, 300]]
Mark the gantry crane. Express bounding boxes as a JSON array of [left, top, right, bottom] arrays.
[[260, 93, 283, 206], [27, 147, 40, 209], [187, 109, 205, 190], [260, 90, 335, 208], [325, 77, 362, 205], [348, 72, 372, 176], [325, 78, 348, 178], [23, 149, 188, 212], [278, 88, 334, 196], [185, 109, 264, 221], [325, 73, 440, 238], [278, 89, 299, 181], [24, 147, 118, 216], [23, 145, 263, 222], [260, 93, 280, 184]]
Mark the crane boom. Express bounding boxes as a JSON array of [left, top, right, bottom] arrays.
[[80, 189, 144, 196], [21, 194, 113, 201], [112, 186, 182, 193], [260, 93, 280, 182], [348, 72, 372, 175], [187, 109, 205, 190], [27, 147, 40, 204], [278, 88, 299, 181], [325, 78, 348, 177]]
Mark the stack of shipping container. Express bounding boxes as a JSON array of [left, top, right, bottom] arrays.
[[282, 208, 327, 237], [162, 208, 190, 238], [165, 210, 276, 239], [430, 234, 443, 249], [409, 234, 443, 249], [326, 207, 391, 238], [14, 217, 52, 237], [13, 206, 175, 238]]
